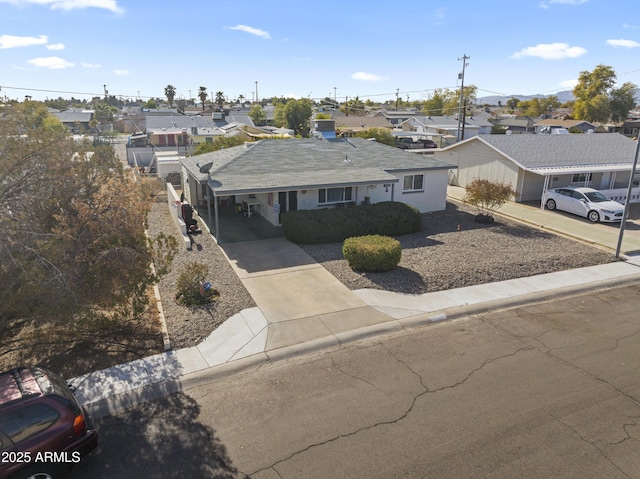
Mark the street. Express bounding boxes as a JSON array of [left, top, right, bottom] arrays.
[[73, 282, 640, 478]]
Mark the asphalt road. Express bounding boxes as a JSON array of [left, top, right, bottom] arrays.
[[73, 283, 640, 478]]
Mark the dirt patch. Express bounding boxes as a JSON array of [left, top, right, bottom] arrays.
[[0, 288, 164, 379]]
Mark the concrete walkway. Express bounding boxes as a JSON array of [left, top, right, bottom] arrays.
[[70, 195, 640, 419]]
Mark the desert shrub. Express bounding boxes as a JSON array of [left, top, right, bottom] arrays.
[[175, 261, 218, 305], [463, 178, 517, 221], [281, 201, 421, 244], [342, 235, 402, 272]]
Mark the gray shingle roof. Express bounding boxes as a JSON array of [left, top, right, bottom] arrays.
[[467, 133, 637, 169], [182, 137, 454, 195]]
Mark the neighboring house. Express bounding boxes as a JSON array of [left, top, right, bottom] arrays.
[[369, 109, 419, 126], [435, 133, 640, 203], [180, 137, 455, 242], [464, 114, 494, 135], [397, 116, 480, 146], [534, 118, 599, 134], [490, 116, 536, 134], [621, 119, 640, 138], [50, 109, 93, 133], [333, 116, 394, 135]]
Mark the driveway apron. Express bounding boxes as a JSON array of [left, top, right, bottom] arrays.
[[220, 237, 392, 350]]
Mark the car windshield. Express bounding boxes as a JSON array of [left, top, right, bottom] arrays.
[[584, 191, 610, 202]]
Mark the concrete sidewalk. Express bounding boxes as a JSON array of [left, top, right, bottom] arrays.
[[69, 200, 640, 419]]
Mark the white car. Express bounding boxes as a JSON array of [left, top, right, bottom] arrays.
[[543, 187, 626, 223]]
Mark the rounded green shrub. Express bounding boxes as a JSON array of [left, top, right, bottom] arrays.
[[342, 235, 402, 272]]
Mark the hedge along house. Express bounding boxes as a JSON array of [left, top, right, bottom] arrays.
[[435, 133, 640, 206], [180, 137, 455, 243]]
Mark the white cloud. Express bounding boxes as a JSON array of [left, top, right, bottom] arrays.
[[550, 0, 588, 4], [46, 43, 65, 50], [0, 0, 124, 13], [81, 62, 100, 68], [114, 69, 129, 75], [511, 42, 587, 60], [28, 56, 74, 69], [559, 79, 578, 89], [0, 34, 47, 49], [227, 25, 270, 39], [432, 7, 446, 25], [351, 71, 388, 82], [623, 23, 639, 30], [606, 39, 640, 48], [540, 0, 588, 7]]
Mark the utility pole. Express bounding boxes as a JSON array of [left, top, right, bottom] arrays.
[[334, 87, 337, 109], [103, 84, 108, 100], [456, 54, 470, 142], [255, 81, 259, 103], [396, 89, 400, 110], [616, 138, 640, 257]]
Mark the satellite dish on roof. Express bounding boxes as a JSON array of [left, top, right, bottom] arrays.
[[199, 162, 213, 173]]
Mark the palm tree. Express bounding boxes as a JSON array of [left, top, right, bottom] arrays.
[[164, 84, 176, 107], [238, 94, 245, 105], [215, 91, 225, 110], [198, 86, 208, 111]]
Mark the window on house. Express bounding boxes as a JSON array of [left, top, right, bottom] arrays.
[[403, 174, 424, 192], [572, 173, 592, 183], [318, 187, 352, 204]]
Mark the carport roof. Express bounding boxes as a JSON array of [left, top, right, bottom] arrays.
[[446, 133, 637, 174], [182, 137, 454, 195]]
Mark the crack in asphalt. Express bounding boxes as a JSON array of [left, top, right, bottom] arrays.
[[546, 410, 632, 478], [608, 416, 640, 446], [245, 345, 533, 477]]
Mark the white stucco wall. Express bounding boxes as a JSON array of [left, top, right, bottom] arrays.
[[395, 169, 449, 212]]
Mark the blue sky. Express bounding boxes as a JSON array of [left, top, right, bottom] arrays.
[[1, 0, 640, 104]]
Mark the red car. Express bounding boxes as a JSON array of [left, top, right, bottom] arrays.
[[0, 367, 98, 479]]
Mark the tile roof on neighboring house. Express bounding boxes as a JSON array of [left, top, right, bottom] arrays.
[[449, 133, 637, 174], [182, 137, 454, 195]]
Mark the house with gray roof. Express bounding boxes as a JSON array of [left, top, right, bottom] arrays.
[[50, 110, 93, 133], [180, 137, 455, 242], [435, 133, 640, 203]]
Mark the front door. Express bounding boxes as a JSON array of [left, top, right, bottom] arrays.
[[278, 192, 287, 223], [288, 191, 298, 212]]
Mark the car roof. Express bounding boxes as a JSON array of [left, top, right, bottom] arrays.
[[0, 368, 42, 405], [557, 186, 597, 193]]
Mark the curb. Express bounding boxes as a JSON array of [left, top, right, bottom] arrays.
[[82, 270, 640, 420]]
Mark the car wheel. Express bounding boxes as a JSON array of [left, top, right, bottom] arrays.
[[546, 199, 556, 210], [587, 210, 600, 223], [13, 464, 61, 479]]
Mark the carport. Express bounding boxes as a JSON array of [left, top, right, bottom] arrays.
[[536, 164, 640, 210]]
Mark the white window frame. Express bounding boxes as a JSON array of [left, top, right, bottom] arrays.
[[318, 187, 353, 204], [403, 174, 424, 192]]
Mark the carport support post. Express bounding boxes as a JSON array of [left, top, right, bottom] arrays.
[[540, 174, 551, 210], [616, 138, 640, 258]]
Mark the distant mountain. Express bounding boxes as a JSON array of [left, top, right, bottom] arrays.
[[477, 90, 574, 105], [478, 89, 640, 105]]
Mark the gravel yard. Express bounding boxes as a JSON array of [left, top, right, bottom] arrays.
[[149, 199, 616, 350], [298, 201, 617, 295], [146, 201, 256, 350]]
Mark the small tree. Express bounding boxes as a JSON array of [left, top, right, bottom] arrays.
[[463, 179, 517, 223]]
